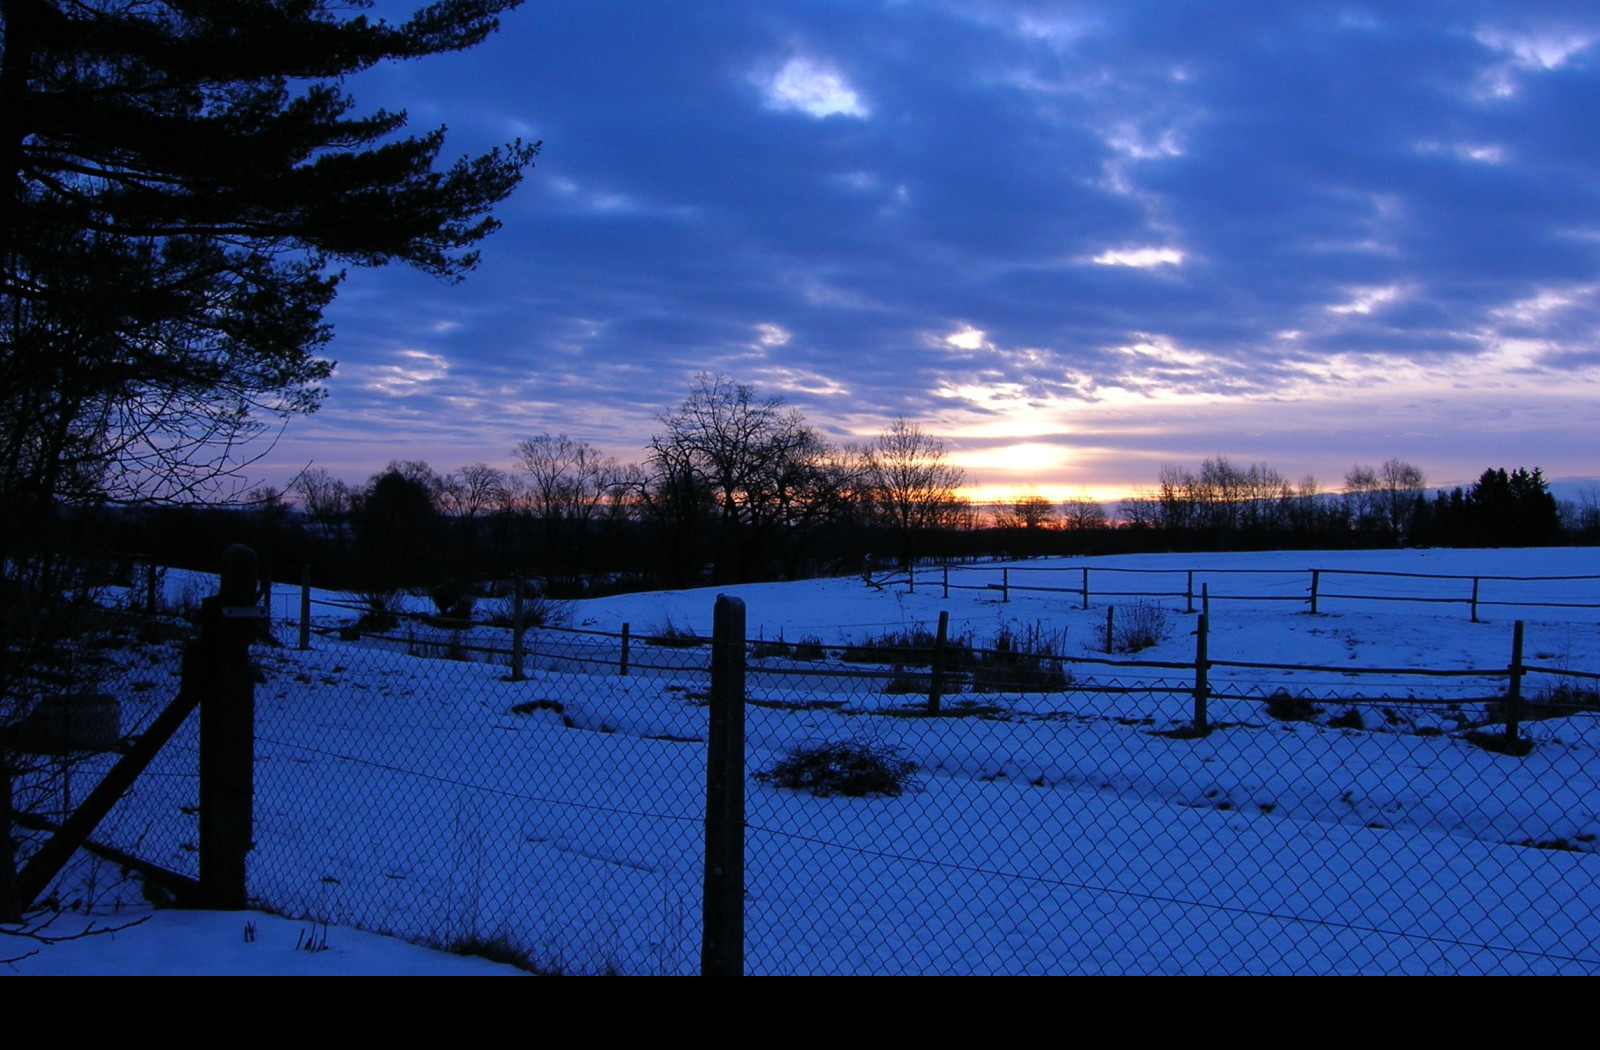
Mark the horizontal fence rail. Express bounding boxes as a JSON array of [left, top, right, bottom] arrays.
[[937, 563, 1600, 621]]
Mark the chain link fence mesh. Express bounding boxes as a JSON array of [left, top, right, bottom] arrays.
[[19, 596, 1600, 974]]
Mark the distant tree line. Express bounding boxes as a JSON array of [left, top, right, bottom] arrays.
[[89, 378, 1591, 598], [1105, 457, 1567, 552]]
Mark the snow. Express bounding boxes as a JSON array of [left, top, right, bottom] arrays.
[[9, 547, 1600, 974]]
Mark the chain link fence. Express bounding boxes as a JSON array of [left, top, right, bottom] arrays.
[[17, 583, 1595, 973], [169, 603, 1600, 975]]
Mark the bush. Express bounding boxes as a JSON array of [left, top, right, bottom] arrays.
[[1264, 689, 1317, 721], [791, 635, 827, 661], [485, 589, 572, 629], [646, 616, 703, 648], [755, 738, 918, 797], [1112, 599, 1168, 653], [839, 626, 975, 668], [969, 621, 1070, 693], [428, 579, 474, 621], [352, 590, 402, 632], [750, 634, 792, 659]]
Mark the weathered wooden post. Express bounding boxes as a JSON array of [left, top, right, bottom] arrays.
[[1202, 582, 1211, 619], [1081, 567, 1090, 610], [1002, 567, 1010, 603], [620, 622, 631, 677], [1186, 570, 1194, 614], [927, 610, 949, 714], [1104, 606, 1115, 654], [942, 563, 949, 600], [1310, 570, 1320, 615], [703, 595, 746, 976], [1505, 620, 1525, 747], [1471, 578, 1481, 624], [200, 544, 258, 909], [298, 563, 312, 651], [1192, 614, 1210, 734], [510, 578, 526, 682]]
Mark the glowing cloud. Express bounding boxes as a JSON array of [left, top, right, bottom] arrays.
[[761, 57, 869, 118], [945, 325, 989, 351], [1326, 285, 1402, 315], [754, 323, 792, 347], [352, 350, 450, 396], [1093, 246, 1185, 268]]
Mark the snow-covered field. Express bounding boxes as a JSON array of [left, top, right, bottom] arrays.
[[10, 547, 1600, 974]]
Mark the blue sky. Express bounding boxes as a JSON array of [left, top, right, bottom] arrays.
[[259, 0, 1600, 501]]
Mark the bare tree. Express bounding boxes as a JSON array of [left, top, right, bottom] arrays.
[[1346, 459, 1425, 542], [647, 375, 848, 584], [1061, 496, 1109, 530], [440, 463, 508, 520], [994, 491, 1058, 531], [514, 435, 620, 590], [289, 467, 352, 541], [862, 417, 966, 570]]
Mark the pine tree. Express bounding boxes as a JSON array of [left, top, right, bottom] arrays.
[[0, 0, 538, 515]]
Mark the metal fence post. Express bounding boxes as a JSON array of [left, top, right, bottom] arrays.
[[201, 544, 257, 909], [927, 610, 948, 714], [1193, 613, 1209, 734], [703, 595, 746, 976]]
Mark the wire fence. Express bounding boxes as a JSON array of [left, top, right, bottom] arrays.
[[937, 563, 1600, 621], [148, 601, 1600, 974]]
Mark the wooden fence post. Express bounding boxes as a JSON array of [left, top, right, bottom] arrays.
[[703, 595, 746, 977], [908, 561, 915, 594], [1082, 568, 1089, 610], [1104, 607, 1115, 654], [1310, 570, 1319, 615], [145, 560, 159, 615], [298, 563, 312, 651], [927, 611, 948, 714], [1202, 582, 1210, 619], [1471, 578, 1481, 624], [620, 622, 631, 677], [942, 563, 949, 600], [200, 544, 257, 910], [510, 578, 526, 682], [1186, 571, 1194, 614], [1505, 620, 1524, 746], [1192, 614, 1209, 734], [1002, 567, 1009, 603]]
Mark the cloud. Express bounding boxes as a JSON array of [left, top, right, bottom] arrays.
[[252, 0, 1600, 499], [759, 56, 869, 118], [1093, 246, 1185, 268]]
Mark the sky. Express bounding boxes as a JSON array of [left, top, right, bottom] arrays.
[[254, 0, 1600, 502]]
